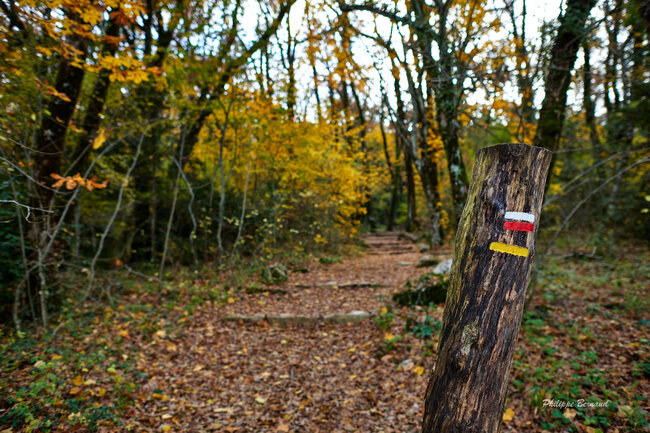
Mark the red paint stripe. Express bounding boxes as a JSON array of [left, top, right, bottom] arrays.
[[504, 221, 534, 232]]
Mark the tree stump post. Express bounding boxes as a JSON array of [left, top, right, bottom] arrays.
[[422, 143, 552, 433]]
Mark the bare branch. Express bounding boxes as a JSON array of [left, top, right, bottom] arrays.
[[338, 1, 411, 26], [0, 199, 55, 222]]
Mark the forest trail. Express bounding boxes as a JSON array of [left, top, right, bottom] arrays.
[[132, 233, 451, 433]]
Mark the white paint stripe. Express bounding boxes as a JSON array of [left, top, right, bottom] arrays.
[[505, 211, 535, 223]]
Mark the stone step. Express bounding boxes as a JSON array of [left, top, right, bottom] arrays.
[[223, 310, 374, 325]]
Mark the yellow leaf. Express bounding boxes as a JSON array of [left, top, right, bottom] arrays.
[[35, 46, 52, 56], [118, 329, 129, 338], [413, 366, 425, 376], [384, 332, 395, 341], [93, 129, 107, 149], [227, 297, 235, 304], [69, 386, 80, 395], [563, 408, 577, 419], [97, 387, 106, 397], [161, 425, 171, 432], [72, 375, 83, 386], [213, 407, 233, 413], [502, 407, 515, 422], [255, 396, 267, 404]]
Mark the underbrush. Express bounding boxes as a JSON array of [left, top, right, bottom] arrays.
[[0, 241, 364, 432]]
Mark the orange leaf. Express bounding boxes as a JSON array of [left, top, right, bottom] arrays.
[[65, 179, 77, 190]]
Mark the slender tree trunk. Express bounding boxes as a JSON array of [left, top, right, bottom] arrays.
[[433, 80, 469, 221], [380, 113, 397, 231], [233, 160, 251, 252], [389, 134, 402, 232], [159, 129, 186, 288], [310, 52, 323, 121], [84, 134, 142, 300], [422, 143, 552, 433], [285, 24, 297, 120], [582, 43, 601, 160], [405, 150, 417, 232], [217, 120, 226, 255]]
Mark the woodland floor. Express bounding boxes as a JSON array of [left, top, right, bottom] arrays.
[[130, 233, 436, 433], [1, 233, 649, 433]]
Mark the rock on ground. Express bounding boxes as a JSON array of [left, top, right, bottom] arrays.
[[432, 258, 452, 275]]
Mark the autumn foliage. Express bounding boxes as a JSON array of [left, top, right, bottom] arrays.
[[0, 0, 648, 430]]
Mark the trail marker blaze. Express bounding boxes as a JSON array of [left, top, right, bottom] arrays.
[[489, 242, 529, 257], [489, 210, 536, 257], [503, 221, 534, 232], [504, 211, 535, 223]]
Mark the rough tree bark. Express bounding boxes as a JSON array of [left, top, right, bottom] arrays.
[[422, 143, 552, 433]]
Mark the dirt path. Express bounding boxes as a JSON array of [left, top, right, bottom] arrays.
[[132, 233, 448, 433]]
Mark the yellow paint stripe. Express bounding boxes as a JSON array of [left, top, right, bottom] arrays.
[[489, 242, 529, 257]]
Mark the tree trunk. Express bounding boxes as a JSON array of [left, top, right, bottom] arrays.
[[380, 112, 398, 231], [412, 0, 469, 222], [405, 150, 416, 231], [397, 56, 441, 244], [533, 0, 596, 154], [69, 17, 120, 173], [28, 25, 87, 323], [582, 42, 602, 171], [422, 143, 552, 433]]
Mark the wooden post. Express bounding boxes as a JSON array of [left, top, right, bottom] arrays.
[[421, 143, 552, 433]]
